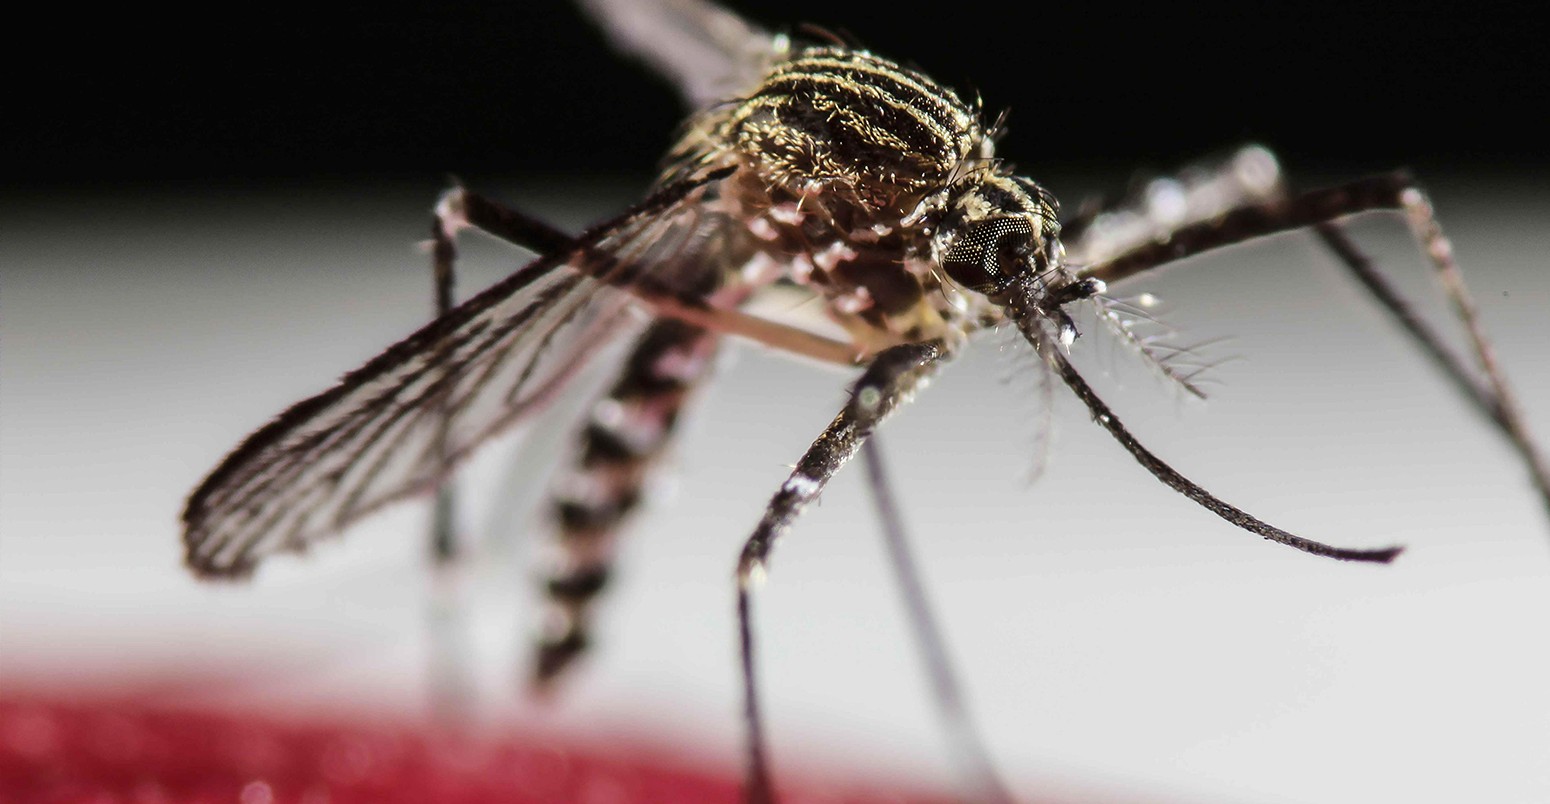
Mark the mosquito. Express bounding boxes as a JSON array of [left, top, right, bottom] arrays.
[[181, 1, 1550, 802]]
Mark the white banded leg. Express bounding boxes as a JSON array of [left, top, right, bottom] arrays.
[[1079, 169, 1550, 525], [736, 340, 949, 804]]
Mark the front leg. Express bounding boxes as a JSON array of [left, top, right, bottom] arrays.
[[735, 340, 949, 804], [1071, 157, 1549, 524], [422, 194, 476, 720]]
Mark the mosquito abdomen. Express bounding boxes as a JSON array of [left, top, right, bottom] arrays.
[[534, 319, 722, 686]]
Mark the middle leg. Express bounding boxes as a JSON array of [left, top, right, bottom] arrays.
[[862, 435, 1012, 804], [736, 340, 949, 804]]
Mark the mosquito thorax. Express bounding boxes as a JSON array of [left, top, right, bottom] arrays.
[[718, 46, 983, 214], [929, 174, 1064, 297], [667, 45, 986, 219], [655, 45, 1006, 345]]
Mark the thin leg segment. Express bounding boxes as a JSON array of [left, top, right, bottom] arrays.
[[1079, 170, 1550, 525], [447, 186, 575, 257], [1083, 172, 1416, 287], [862, 437, 1012, 804], [1328, 197, 1550, 519], [426, 201, 473, 721], [737, 341, 948, 804], [429, 211, 462, 565]]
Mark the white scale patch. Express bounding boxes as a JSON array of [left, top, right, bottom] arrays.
[[747, 216, 781, 242], [812, 240, 858, 272], [782, 473, 820, 497], [551, 468, 618, 509], [591, 397, 668, 454], [653, 343, 711, 382], [789, 253, 815, 283], [832, 285, 874, 314], [740, 252, 784, 285], [767, 202, 805, 226]]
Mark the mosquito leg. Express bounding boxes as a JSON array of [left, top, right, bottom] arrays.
[[1312, 225, 1486, 417], [1321, 202, 1550, 520], [425, 182, 588, 552], [1063, 144, 1285, 263], [438, 185, 575, 257], [425, 201, 476, 721], [736, 340, 948, 804], [1082, 172, 1415, 287], [1079, 172, 1550, 523], [861, 436, 1013, 804], [429, 207, 462, 566]]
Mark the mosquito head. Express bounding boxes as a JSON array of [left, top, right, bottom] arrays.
[[930, 174, 1064, 298], [927, 173, 1107, 348]]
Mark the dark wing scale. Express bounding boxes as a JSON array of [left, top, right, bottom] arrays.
[[183, 174, 736, 577]]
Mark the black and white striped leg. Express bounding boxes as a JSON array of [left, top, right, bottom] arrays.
[[862, 436, 1013, 804], [1315, 216, 1550, 522], [1063, 145, 1286, 259], [736, 341, 948, 804], [1083, 172, 1550, 525]]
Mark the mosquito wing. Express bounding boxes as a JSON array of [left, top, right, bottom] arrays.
[[183, 173, 736, 578], [577, 0, 784, 110]]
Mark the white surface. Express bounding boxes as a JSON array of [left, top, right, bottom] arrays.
[[4, 178, 1549, 803]]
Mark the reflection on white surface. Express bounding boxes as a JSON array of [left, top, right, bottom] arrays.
[[3, 178, 1549, 804]]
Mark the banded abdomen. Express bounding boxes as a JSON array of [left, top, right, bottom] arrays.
[[533, 318, 721, 686]]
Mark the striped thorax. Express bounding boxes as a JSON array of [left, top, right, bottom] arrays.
[[669, 45, 1069, 351], [720, 47, 983, 210]]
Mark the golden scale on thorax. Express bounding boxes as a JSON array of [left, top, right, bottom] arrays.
[[662, 43, 1067, 356]]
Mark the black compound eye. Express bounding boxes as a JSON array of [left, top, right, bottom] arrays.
[[940, 217, 1035, 294]]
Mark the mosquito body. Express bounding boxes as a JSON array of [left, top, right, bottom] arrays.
[[182, 1, 1549, 802]]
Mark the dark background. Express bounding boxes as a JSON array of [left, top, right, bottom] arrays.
[[17, 1, 1546, 190]]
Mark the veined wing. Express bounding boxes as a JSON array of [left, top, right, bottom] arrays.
[[183, 173, 736, 578], [578, 0, 784, 110]]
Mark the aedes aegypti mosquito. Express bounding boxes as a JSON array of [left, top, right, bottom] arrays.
[[182, 0, 1550, 801]]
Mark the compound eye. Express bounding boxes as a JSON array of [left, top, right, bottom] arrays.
[[940, 217, 1035, 294]]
